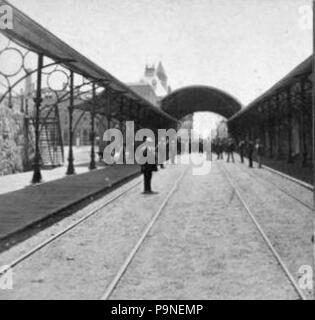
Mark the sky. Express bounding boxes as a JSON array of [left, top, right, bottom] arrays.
[[5, 0, 314, 135]]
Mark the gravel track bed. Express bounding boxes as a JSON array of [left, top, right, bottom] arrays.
[[223, 161, 313, 299], [237, 162, 313, 207], [110, 162, 299, 300], [0, 165, 183, 300], [0, 160, 306, 300]]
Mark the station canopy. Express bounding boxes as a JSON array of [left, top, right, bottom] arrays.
[[228, 55, 312, 124], [1, 0, 177, 128], [160, 85, 242, 120]]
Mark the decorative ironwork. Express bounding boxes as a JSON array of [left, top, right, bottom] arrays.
[[1, 2, 176, 182]]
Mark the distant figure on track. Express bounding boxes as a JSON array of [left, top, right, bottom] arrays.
[[238, 140, 246, 163], [157, 137, 166, 169], [246, 138, 254, 168], [169, 139, 177, 164], [199, 138, 204, 154], [255, 139, 264, 169], [140, 137, 158, 194], [206, 137, 212, 161], [215, 139, 224, 160], [226, 138, 235, 163], [219, 140, 224, 160]]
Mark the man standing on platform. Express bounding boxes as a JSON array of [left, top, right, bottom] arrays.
[[238, 139, 246, 163], [140, 137, 158, 194], [169, 139, 177, 164], [226, 138, 235, 163], [157, 137, 166, 169], [246, 138, 254, 168], [255, 139, 264, 169]]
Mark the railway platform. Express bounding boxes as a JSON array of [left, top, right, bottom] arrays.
[[0, 155, 312, 300], [0, 163, 140, 243]]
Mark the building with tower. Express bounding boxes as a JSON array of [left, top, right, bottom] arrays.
[[127, 62, 171, 106], [216, 119, 229, 139]]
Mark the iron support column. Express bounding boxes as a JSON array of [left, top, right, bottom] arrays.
[[66, 71, 75, 175], [31, 54, 43, 184], [301, 79, 308, 167], [119, 97, 126, 164], [89, 83, 97, 170], [312, 0, 315, 296], [268, 100, 274, 158], [275, 92, 283, 159], [286, 88, 293, 164], [106, 86, 112, 131]]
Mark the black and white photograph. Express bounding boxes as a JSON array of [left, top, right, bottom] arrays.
[[0, 0, 314, 305]]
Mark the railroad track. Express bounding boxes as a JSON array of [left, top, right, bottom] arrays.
[[100, 166, 188, 300], [219, 162, 308, 301], [236, 163, 313, 211], [1, 162, 306, 299], [0, 165, 189, 300], [0, 177, 143, 279]]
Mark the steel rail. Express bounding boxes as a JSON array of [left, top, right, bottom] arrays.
[[237, 163, 313, 211], [0, 178, 142, 277], [262, 164, 313, 192], [100, 166, 189, 300], [239, 156, 313, 191], [220, 162, 307, 301]]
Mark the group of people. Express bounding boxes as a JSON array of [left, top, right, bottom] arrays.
[[212, 137, 264, 168], [140, 136, 264, 195], [141, 137, 177, 194]]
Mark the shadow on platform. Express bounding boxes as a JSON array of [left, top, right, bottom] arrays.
[[0, 165, 140, 243]]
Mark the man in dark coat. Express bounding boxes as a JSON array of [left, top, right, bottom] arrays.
[[140, 137, 158, 194], [246, 138, 254, 168], [238, 140, 246, 163], [226, 138, 235, 163], [157, 137, 166, 169], [215, 139, 224, 160], [169, 139, 177, 164], [255, 139, 264, 168]]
